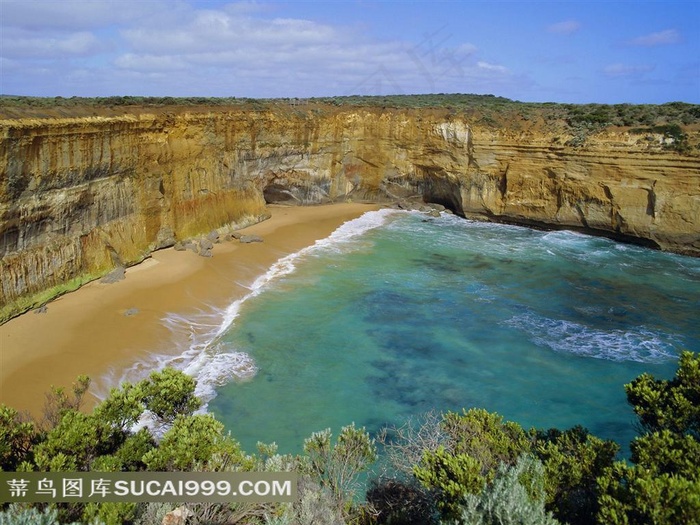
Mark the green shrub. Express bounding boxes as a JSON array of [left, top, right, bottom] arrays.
[[597, 351, 700, 524], [455, 454, 559, 525]]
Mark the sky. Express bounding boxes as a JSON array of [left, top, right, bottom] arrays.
[[1, 0, 698, 104]]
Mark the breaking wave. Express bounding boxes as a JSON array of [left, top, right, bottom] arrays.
[[99, 208, 398, 407], [504, 312, 679, 364]]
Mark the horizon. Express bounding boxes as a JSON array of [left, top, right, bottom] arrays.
[[1, 0, 699, 105]]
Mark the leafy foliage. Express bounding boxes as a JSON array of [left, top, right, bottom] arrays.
[[302, 423, 377, 516], [142, 413, 244, 471], [625, 350, 700, 436], [412, 409, 531, 520], [0, 406, 37, 471], [138, 367, 201, 426], [2, 94, 698, 135], [532, 426, 618, 524], [1, 353, 698, 524], [597, 351, 700, 524], [457, 454, 559, 525], [0, 504, 86, 525]]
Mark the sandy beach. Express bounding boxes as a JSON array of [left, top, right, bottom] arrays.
[[0, 203, 380, 417]]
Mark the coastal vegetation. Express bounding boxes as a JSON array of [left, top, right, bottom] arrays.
[[1, 94, 698, 138], [1, 351, 698, 524]]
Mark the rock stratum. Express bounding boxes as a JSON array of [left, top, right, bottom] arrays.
[[1, 102, 699, 321]]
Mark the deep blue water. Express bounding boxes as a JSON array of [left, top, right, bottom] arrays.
[[202, 210, 699, 455]]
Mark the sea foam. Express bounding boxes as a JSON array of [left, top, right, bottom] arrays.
[[99, 208, 399, 406], [504, 312, 679, 364]]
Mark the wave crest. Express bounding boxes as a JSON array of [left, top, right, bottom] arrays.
[[504, 312, 679, 363]]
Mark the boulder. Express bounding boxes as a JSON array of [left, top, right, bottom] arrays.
[[162, 506, 192, 525], [198, 238, 214, 257], [100, 266, 126, 284], [240, 234, 263, 244]]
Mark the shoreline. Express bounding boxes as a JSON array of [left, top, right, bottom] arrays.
[[0, 203, 380, 417]]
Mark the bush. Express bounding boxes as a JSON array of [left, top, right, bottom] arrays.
[[0, 505, 90, 525], [456, 454, 559, 525], [532, 426, 618, 524], [366, 477, 438, 525], [597, 351, 700, 524]]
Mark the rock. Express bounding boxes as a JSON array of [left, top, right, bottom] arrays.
[[198, 238, 214, 257], [184, 241, 199, 254], [173, 242, 186, 251], [240, 234, 263, 244], [207, 230, 220, 243], [162, 506, 192, 525], [34, 305, 48, 314], [152, 226, 176, 250], [100, 266, 126, 284], [124, 308, 139, 317], [1, 106, 698, 322]]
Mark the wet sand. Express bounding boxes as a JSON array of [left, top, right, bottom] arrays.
[[0, 203, 380, 417]]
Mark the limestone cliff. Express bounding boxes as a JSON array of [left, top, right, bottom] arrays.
[[1, 104, 698, 321]]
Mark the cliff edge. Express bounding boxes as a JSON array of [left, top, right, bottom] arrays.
[[1, 98, 699, 322]]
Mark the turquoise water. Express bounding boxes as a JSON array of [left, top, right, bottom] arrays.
[[204, 210, 699, 455]]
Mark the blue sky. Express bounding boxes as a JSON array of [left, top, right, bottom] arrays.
[[1, 0, 698, 103]]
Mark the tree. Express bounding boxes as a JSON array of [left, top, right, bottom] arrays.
[[40, 375, 90, 431], [532, 426, 618, 525], [142, 413, 244, 471], [0, 405, 37, 471], [414, 446, 485, 520], [302, 423, 377, 514], [138, 367, 201, 426], [597, 351, 700, 524], [412, 409, 531, 521], [625, 350, 699, 436]]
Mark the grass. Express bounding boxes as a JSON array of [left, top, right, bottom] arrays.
[[0, 272, 100, 324]]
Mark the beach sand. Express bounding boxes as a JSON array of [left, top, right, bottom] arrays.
[[0, 203, 380, 417]]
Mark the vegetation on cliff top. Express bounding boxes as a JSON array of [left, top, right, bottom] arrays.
[[1, 351, 698, 524], [1, 93, 698, 129]]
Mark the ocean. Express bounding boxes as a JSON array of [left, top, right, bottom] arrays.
[[159, 209, 700, 454]]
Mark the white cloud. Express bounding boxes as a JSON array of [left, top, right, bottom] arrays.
[[603, 63, 655, 78], [1, 0, 169, 31], [629, 29, 681, 47], [0, 1, 528, 98], [112, 5, 504, 96], [114, 54, 189, 72], [547, 20, 581, 35], [2, 29, 104, 59], [477, 61, 509, 74]]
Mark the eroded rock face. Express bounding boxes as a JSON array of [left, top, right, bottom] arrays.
[[1, 106, 698, 320], [461, 126, 700, 253]]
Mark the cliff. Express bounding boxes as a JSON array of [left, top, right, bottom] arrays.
[[1, 102, 699, 321]]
